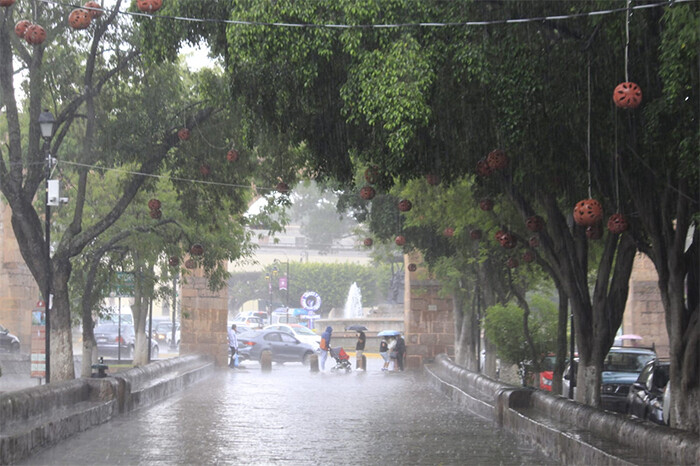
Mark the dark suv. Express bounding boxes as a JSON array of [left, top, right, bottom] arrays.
[[563, 346, 656, 413], [626, 358, 669, 424], [601, 347, 657, 413]]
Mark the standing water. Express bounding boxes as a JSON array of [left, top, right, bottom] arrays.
[[343, 282, 363, 319]]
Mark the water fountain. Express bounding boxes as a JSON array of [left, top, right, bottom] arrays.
[[343, 282, 363, 319]]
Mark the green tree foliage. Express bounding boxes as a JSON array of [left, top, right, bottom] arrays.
[[483, 295, 558, 370]]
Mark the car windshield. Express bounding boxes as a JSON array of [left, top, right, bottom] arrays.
[[291, 326, 316, 336], [156, 323, 172, 332], [95, 324, 133, 335], [604, 352, 655, 372]]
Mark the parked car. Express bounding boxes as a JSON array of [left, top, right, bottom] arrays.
[[231, 315, 264, 329], [264, 323, 321, 350], [94, 323, 159, 359], [237, 329, 316, 365], [563, 346, 657, 413], [154, 322, 180, 347], [626, 358, 670, 425], [0, 323, 20, 353]]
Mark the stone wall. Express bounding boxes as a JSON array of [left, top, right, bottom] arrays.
[[427, 354, 700, 465], [623, 253, 669, 357], [0, 201, 41, 352], [404, 254, 455, 369], [180, 269, 229, 366], [0, 355, 213, 464]]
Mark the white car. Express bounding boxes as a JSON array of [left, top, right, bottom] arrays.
[[264, 324, 321, 350]]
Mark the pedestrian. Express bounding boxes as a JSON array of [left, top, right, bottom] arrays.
[[379, 337, 390, 371], [228, 324, 239, 368], [396, 333, 406, 371], [319, 326, 333, 370], [387, 336, 397, 371], [355, 330, 366, 370]]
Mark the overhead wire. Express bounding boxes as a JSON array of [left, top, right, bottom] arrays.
[[41, 0, 696, 29], [57, 159, 282, 193]]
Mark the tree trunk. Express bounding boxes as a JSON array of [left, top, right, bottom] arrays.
[[552, 289, 568, 396], [51, 259, 76, 380]]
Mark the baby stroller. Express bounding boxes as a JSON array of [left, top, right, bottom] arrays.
[[329, 346, 352, 373]]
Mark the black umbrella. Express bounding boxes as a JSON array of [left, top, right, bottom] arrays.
[[345, 324, 368, 332]]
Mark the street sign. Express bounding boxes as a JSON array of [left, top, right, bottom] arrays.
[[30, 308, 45, 379], [114, 272, 134, 297]]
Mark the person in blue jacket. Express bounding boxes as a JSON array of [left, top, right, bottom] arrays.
[[319, 326, 333, 370]]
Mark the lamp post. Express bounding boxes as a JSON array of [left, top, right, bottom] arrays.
[[38, 109, 55, 384]]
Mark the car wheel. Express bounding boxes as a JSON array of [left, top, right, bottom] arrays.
[[10, 342, 20, 353], [151, 345, 159, 359], [302, 352, 313, 366]]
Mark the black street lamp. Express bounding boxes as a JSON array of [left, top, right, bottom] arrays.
[[38, 109, 55, 384]]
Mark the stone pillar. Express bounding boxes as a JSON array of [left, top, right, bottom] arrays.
[[179, 266, 229, 367], [404, 252, 454, 370], [623, 253, 669, 357], [0, 200, 41, 351]]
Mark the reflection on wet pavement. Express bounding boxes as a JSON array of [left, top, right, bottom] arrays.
[[23, 359, 557, 465]]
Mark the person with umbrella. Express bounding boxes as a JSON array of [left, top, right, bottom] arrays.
[[319, 326, 333, 370]]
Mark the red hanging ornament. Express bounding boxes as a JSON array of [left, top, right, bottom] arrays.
[[148, 198, 161, 211], [443, 227, 455, 237], [364, 166, 379, 184], [525, 215, 545, 232], [84, 1, 103, 18], [199, 163, 211, 176], [469, 229, 482, 240], [190, 244, 204, 256], [522, 250, 536, 263], [507, 258, 519, 269], [276, 182, 290, 194], [500, 233, 517, 249], [528, 236, 540, 248], [149, 209, 162, 219], [425, 174, 440, 186], [14, 20, 31, 38], [398, 199, 412, 212], [0, 0, 16, 6], [486, 149, 508, 171], [178, 128, 191, 141], [408, 263, 417, 272], [494, 230, 507, 242], [359, 186, 376, 200], [586, 223, 603, 240], [476, 159, 492, 177], [137, 0, 163, 13], [395, 235, 406, 246], [168, 256, 179, 267], [226, 149, 239, 162], [607, 213, 629, 234], [68, 9, 92, 29], [613, 82, 642, 109], [363, 238, 373, 247], [573, 199, 603, 226], [25, 25, 47, 45], [185, 259, 196, 269], [479, 199, 494, 211]]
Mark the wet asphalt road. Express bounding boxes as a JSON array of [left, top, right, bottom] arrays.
[[22, 358, 557, 465]]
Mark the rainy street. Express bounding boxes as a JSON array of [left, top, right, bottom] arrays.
[[21, 357, 556, 466]]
